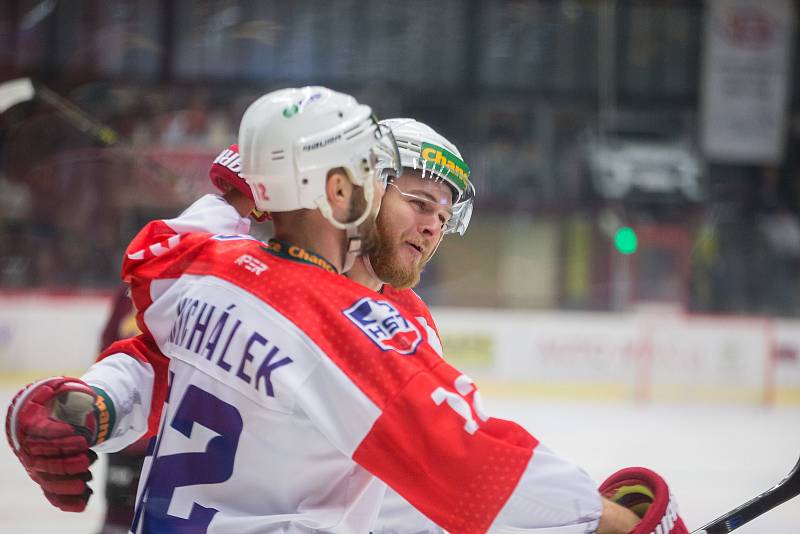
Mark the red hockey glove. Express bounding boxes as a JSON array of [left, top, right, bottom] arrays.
[[599, 467, 689, 534], [210, 143, 270, 222], [6, 377, 101, 512]]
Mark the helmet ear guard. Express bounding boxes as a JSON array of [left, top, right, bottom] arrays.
[[447, 198, 473, 236]]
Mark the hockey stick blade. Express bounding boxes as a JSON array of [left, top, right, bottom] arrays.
[[0, 78, 35, 113], [692, 455, 800, 533]]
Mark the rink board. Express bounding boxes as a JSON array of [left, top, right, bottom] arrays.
[[1, 293, 799, 404]]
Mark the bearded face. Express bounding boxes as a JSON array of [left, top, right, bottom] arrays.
[[369, 170, 453, 289], [347, 178, 384, 260]]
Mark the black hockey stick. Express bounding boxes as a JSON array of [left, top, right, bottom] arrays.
[[35, 83, 121, 146], [692, 455, 800, 533], [0, 77, 119, 144], [0, 77, 183, 188]]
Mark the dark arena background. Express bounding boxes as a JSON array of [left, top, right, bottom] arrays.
[[0, 1, 798, 531]]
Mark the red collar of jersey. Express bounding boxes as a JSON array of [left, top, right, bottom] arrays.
[[261, 239, 338, 274]]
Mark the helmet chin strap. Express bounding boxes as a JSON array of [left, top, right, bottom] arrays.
[[361, 255, 386, 288], [341, 225, 362, 273], [428, 232, 445, 261], [315, 176, 376, 273]]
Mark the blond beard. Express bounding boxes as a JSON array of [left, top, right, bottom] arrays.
[[348, 187, 381, 259], [369, 210, 430, 289], [357, 218, 381, 259]]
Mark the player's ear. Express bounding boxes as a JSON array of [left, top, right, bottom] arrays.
[[325, 167, 353, 216]]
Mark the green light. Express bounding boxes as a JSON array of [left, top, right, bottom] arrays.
[[614, 226, 638, 254]]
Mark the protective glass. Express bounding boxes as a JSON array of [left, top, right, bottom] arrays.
[[370, 122, 401, 188], [379, 166, 475, 236], [389, 182, 456, 231], [448, 199, 473, 236]]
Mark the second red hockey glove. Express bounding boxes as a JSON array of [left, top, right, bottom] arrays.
[[5, 377, 104, 512], [599, 466, 689, 534], [210, 143, 270, 222]]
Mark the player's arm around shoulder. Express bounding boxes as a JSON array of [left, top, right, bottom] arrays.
[[5, 336, 161, 512], [122, 192, 249, 278], [82, 335, 169, 451], [265, 282, 645, 533], [294, 291, 599, 532], [166, 192, 252, 235]]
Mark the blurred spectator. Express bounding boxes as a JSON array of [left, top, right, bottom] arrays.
[[3, 75, 800, 319], [160, 89, 212, 146], [0, 171, 32, 221]]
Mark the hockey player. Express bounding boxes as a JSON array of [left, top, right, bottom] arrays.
[[94, 149, 263, 534], [350, 118, 473, 533], [7, 87, 687, 533], [94, 128, 452, 533], [345, 120, 686, 534]]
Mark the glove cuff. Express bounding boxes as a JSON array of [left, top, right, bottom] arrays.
[[90, 387, 116, 445], [599, 466, 688, 534]]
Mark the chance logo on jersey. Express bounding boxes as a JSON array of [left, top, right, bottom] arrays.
[[344, 298, 422, 355]]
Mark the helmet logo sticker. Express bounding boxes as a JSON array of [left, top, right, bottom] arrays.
[[282, 92, 323, 118], [420, 142, 471, 191], [302, 133, 342, 152]]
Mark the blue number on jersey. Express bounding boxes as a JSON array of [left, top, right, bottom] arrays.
[[133, 385, 243, 533]]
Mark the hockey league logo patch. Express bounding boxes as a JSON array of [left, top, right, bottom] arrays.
[[344, 297, 422, 355]]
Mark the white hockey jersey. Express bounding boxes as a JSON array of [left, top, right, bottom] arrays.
[[83, 196, 602, 533]]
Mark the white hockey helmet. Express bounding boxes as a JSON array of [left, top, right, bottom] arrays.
[[379, 118, 475, 235], [238, 87, 401, 229]]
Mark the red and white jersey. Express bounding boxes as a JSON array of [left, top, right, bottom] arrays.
[[82, 196, 602, 533], [374, 285, 445, 534], [382, 285, 528, 534]]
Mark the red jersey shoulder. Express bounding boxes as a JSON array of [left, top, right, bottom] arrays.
[[383, 284, 442, 342], [382, 286, 428, 316], [122, 221, 215, 282]]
